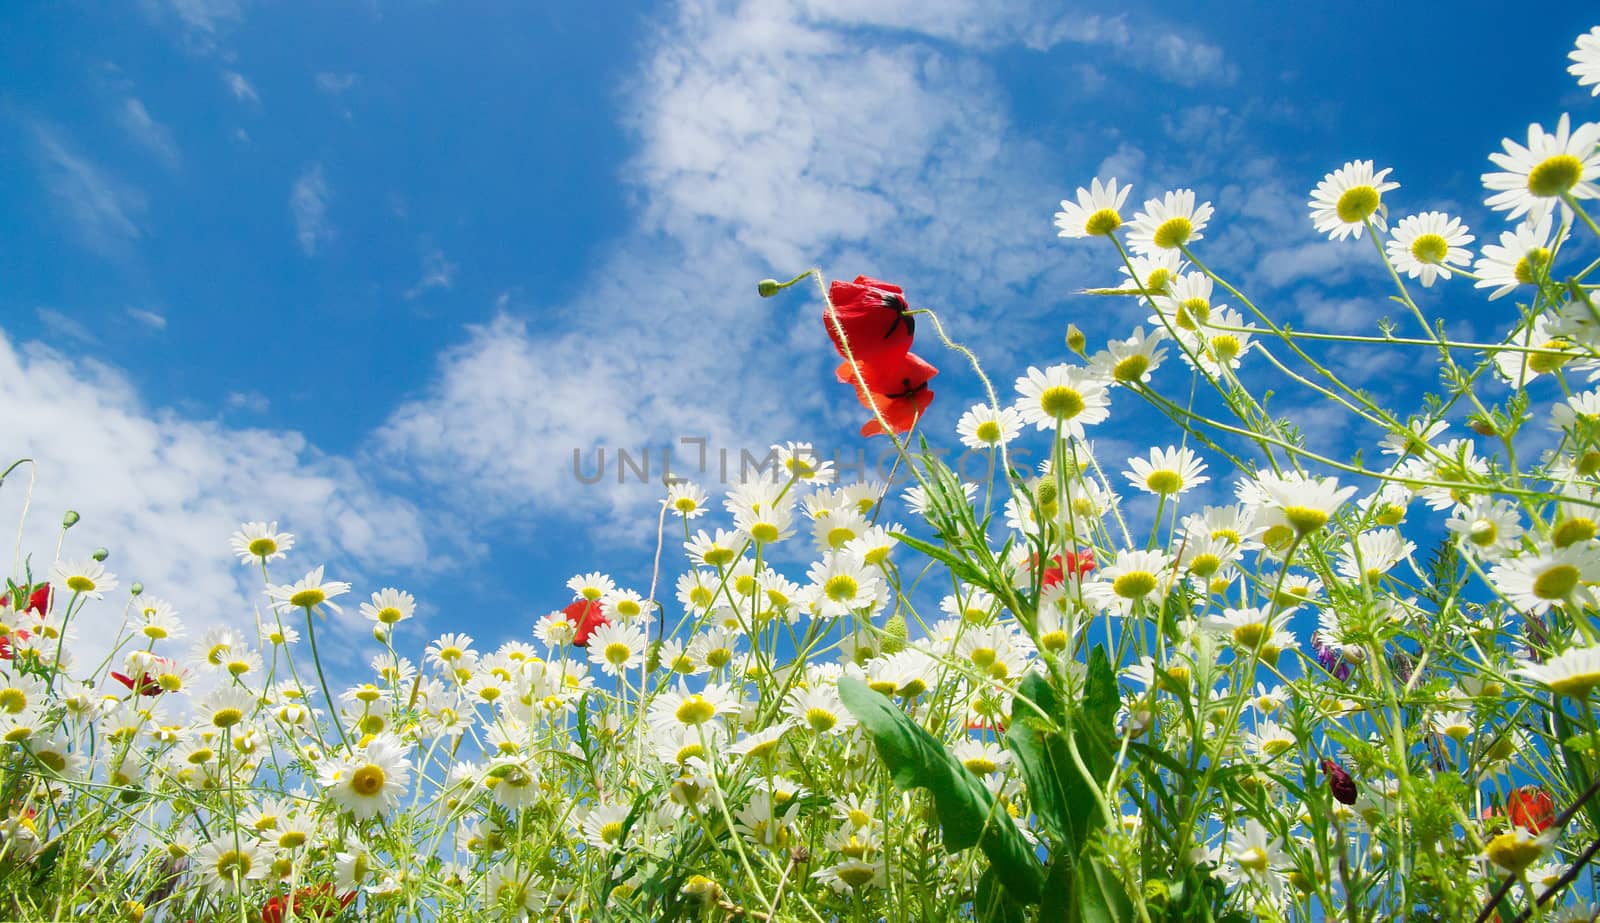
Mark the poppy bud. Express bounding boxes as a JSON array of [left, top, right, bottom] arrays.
[[1320, 758, 1357, 805], [92, 547, 109, 562], [130, 583, 143, 596], [62, 510, 80, 528], [757, 279, 781, 297]]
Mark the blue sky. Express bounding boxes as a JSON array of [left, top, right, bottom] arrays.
[[2, 0, 1597, 674]]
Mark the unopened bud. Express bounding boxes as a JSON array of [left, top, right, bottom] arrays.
[[92, 547, 109, 562], [882, 614, 907, 654], [62, 510, 80, 529], [1469, 417, 1496, 436], [757, 279, 782, 297], [129, 583, 143, 596], [1066, 324, 1086, 356]]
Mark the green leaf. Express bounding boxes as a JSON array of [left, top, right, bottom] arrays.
[[1006, 673, 1071, 841], [839, 676, 1044, 902], [1057, 648, 1118, 849], [1553, 696, 1600, 834], [893, 531, 991, 590], [976, 866, 1029, 923], [1072, 857, 1134, 923]]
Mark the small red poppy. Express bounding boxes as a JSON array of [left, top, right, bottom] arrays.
[[1507, 786, 1555, 833], [834, 352, 938, 396], [1036, 550, 1096, 587], [566, 598, 609, 647], [0, 582, 49, 661], [111, 671, 163, 697], [260, 884, 356, 923], [825, 276, 916, 361]]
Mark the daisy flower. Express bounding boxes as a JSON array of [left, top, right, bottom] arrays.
[[1483, 114, 1600, 223], [1258, 474, 1358, 536], [1054, 176, 1132, 239], [1474, 213, 1564, 300], [567, 572, 615, 602], [774, 441, 835, 485], [1489, 543, 1600, 615], [647, 681, 737, 738], [1084, 549, 1173, 617], [319, 733, 412, 822], [1127, 188, 1214, 254], [194, 839, 269, 895], [49, 558, 116, 600], [1335, 529, 1416, 584], [360, 588, 416, 628], [1308, 160, 1398, 240], [265, 565, 351, 616], [1385, 211, 1474, 286], [784, 685, 855, 735], [806, 555, 883, 618], [229, 521, 295, 564], [1124, 445, 1208, 497], [1572, 26, 1600, 95], [956, 403, 1023, 450], [1012, 364, 1111, 437], [685, 529, 741, 569], [1203, 606, 1275, 653], [1516, 648, 1600, 702], [586, 622, 648, 677], [1090, 326, 1168, 384], [1445, 497, 1524, 559], [1114, 251, 1185, 295], [664, 480, 710, 519]]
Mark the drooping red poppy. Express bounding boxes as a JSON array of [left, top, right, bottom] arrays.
[[566, 598, 609, 647], [824, 276, 916, 361], [111, 670, 164, 697], [846, 376, 934, 438], [260, 884, 356, 923], [1320, 758, 1357, 805], [1507, 786, 1555, 833], [834, 351, 938, 396]]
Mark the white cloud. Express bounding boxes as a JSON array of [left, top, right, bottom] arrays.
[[142, 0, 245, 53], [0, 328, 435, 675], [404, 247, 456, 298], [291, 164, 331, 256], [225, 390, 270, 413], [316, 72, 359, 94], [126, 307, 169, 330], [118, 98, 181, 168], [33, 126, 145, 256], [223, 71, 259, 103], [36, 308, 96, 345]]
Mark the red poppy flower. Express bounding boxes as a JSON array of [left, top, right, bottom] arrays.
[[1034, 550, 1096, 587], [1507, 786, 1555, 833], [566, 598, 608, 647], [111, 670, 163, 697], [261, 884, 356, 923], [825, 276, 916, 361], [1320, 758, 1357, 805], [834, 351, 938, 396], [0, 583, 52, 616], [847, 377, 934, 438]]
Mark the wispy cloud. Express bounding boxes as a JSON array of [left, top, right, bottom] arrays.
[[404, 247, 456, 299], [290, 164, 331, 256], [118, 98, 181, 168], [142, 0, 245, 52], [36, 308, 97, 345], [33, 126, 145, 256], [223, 70, 259, 103], [316, 72, 359, 94], [125, 306, 169, 330]]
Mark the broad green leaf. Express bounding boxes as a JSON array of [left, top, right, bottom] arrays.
[[1056, 647, 1119, 850], [838, 676, 1044, 902], [1006, 672, 1072, 841]]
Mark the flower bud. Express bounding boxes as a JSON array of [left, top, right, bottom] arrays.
[[92, 548, 109, 562], [129, 583, 143, 596], [62, 510, 80, 529], [1065, 324, 1086, 356], [757, 279, 782, 297]]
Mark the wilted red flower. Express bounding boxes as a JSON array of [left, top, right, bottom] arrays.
[[847, 377, 934, 438], [260, 884, 356, 923], [1507, 786, 1556, 833], [825, 276, 916, 361], [566, 599, 609, 647], [834, 352, 938, 396], [1320, 758, 1357, 805]]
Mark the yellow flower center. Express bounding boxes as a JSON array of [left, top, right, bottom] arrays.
[[674, 497, 699, 513], [1514, 247, 1552, 285], [1112, 355, 1149, 383], [604, 642, 631, 665], [1144, 268, 1173, 293], [288, 588, 325, 609], [1152, 216, 1193, 249], [1553, 518, 1596, 548], [805, 708, 838, 733], [974, 420, 1002, 443], [1112, 571, 1158, 600], [212, 707, 244, 728], [676, 695, 716, 725], [350, 764, 386, 797], [1532, 564, 1581, 600], [215, 849, 252, 881], [248, 538, 277, 557], [1175, 298, 1209, 331], [1409, 233, 1449, 264], [1335, 185, 1380, 223], [824, 575, 859, 603], [0, 689, 26, 714], [1485, 832, 1545, 873], [600, 820, 625, 844], [703, 547, 736, 568], [1209, 334, 1241, 363], [750, 522, 780, 544], [66, 575, 95, 593], [963, 756, 998, 776], [1188, 553, 1221, 578], [1527, 154, 1583, 197], [375, 606, 403, 624], [1038, 386, 1084, 420], [1145, 470, 1183, 495], [1232, 623, 1268, 650], [1237, 846, 1269, 873], [1282, 506, 1329, 534], [1084, 208, 1122, 236]]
